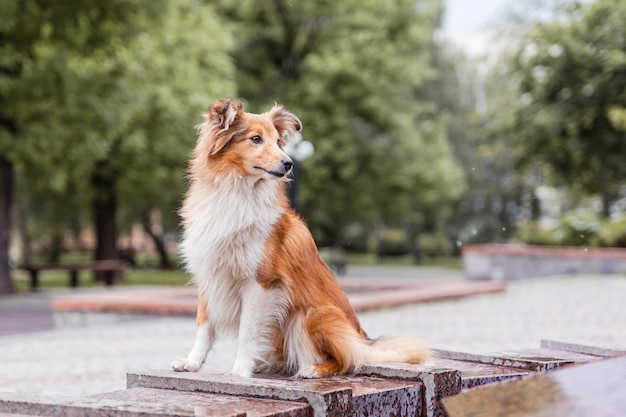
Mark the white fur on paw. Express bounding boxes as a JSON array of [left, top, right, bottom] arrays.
[[227, 368, 252, 378], [297, 365, 319, 379], [171, 358, 202, 372]]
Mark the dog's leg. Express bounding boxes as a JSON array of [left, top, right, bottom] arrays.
[[230, 282, 285, 377], [172, 292, 214, 372]]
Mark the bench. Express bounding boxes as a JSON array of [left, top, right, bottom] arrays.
[[20, 260, 127, 292]]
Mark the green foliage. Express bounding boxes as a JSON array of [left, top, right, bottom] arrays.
[[418, 233, 452, 256], [515, 212, 626, 247], [216, 0, 464, 244], [376, 228, 410, 257], [515, 222, 560, 246], [513, 0, 626, 216], [598, 215, 626, 247], [1, 0, 235, 259], [2, 0, 472, 279]]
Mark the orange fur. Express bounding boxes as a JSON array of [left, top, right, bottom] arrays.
[[174, 98, 430, 378], [196, 292, 208, 326]]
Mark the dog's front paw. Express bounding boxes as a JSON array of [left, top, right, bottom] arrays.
[[171, 358, 202, 372], [226, 368, 253, 378], [297, 365, 319, 379]]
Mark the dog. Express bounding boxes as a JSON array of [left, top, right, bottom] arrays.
[[171, 98, 430, 378]]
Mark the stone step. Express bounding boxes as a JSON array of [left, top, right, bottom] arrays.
[[431, 345, 607, 391], [3, 341, 618, 417], [432, 358, 530, 390], [0, 413, 37, 417], [442, 354, 626, 417], [540, 339, 626, 358], [357, 364, 461, 417], [0, 388, 309, 417], [433, 348, 577, 372], [92, 387, 309, 417], [128, 370, 425, 417]]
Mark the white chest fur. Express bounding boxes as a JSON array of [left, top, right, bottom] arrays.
[[180, 176, 283, 336]]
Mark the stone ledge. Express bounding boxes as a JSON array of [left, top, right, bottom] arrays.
[[50, 280, 505, 326], [433, 348, 576, 372], [442, 354, 626, 417], [540, 339, 626, 358], [127, 370, 422, 417], [0, 341, 617, 417], [93, 387, 309, 417], [431, 358, 529, 390], [358, 364, 461, 417], [463, 244, 626, 281], [1, 389, 267, 417], [0, 388, 310, 417]]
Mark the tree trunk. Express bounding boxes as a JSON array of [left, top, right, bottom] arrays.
[[0, 156, 15, 294], [93, 191, 118, 260], [92, 162, 119, 281], [14, 208, 31, 266], [599, 164, 611, 218], [403, 221, 422, 264], [46, 229, 64, 263], [140, 209, 172, 269]]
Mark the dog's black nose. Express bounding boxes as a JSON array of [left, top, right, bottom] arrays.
[[282, 159, 294, 172]]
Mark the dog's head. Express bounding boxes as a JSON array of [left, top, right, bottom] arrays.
[[193, 98, 302, 181]]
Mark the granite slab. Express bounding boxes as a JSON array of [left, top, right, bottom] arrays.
[[431, 358, 529, 390], [358, 363, 461, 417], [443, 355, 626, 417], [541, 339, 626, 358], [0, 388, 309, 417], [128, 370, 421, 417], [92, 387, 309, 417], [1, 392, 248, 417], [433, 348, 574, 371], [508, 347, 604, 364], [0, 413, 38, 417], [335, 376, 421, 417]]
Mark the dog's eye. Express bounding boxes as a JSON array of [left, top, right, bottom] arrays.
[[250, 135, 263, 144]]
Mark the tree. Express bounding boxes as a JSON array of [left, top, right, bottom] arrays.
[[217, 0, 464, 250], [0, 0, 234, 291], [513, 0, 626, 217], [1, 0, 162, 293], [435, 41, 534, 244], [73, 0, 235, 268], [0, 156, 12, 293]]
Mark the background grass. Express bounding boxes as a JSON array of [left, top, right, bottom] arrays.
[[12, 252, 461, 292], [344, 253, 462, 269], [12, 268, 190, 293]]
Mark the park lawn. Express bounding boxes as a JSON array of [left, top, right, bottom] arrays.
[[12, 268, 190, 293], [345, 253, 462, 269], [11, 253, 461, 292]]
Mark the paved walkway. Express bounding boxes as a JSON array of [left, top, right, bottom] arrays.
[[0, 292, 55, 336], [0, 267, 625, 399]]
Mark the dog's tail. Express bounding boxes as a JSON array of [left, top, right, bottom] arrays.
[[362, 336, 432, 366]]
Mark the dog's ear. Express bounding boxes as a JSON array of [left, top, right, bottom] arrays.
[[267, 105, 302, 138], [201, 99, 244, 156], [208, 98, 243, 130]]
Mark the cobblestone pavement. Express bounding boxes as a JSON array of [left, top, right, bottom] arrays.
[[0, 271, 625, 399]]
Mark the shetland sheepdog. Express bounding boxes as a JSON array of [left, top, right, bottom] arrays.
[[171, 99, 430, 378]]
